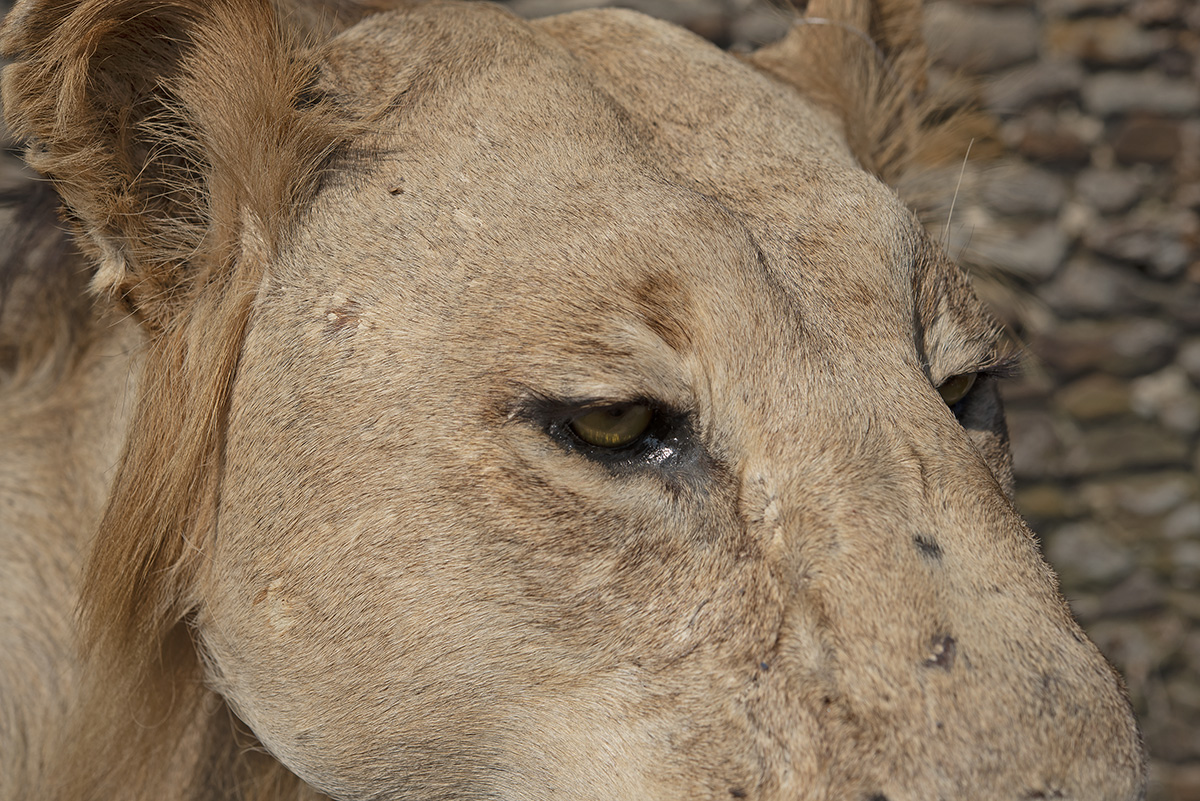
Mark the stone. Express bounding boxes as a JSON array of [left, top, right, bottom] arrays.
[[1064, 421, 1191, 474], [1087, 615, 1185, 693], [1179, 337, 1200, 383], [984, 60, 1085, 113], [1043, 0, 1129, 15], [1006, 112, 1092, 164], [1083, 72, 1200, 117], [1096, 471, 1199, 517], [1176, 537, 1200, 568], [1131, 366, 1191, 415], [1163, 284, 1200, 332], [1084, 211, 1197, 277], [1112, 116, 1183, 164], [1062, 204, 1101, 244], [1045, 18, 1170, 68], [1165, 504, 1200, 540], [1153, 762, 1200, 801], [1111, 317, 1181, 371], [1124, 474, 1198, 518], [1039, 256, 1154, 316], [1054, 372, 1132, 419], [1035, 324, 1114, 377], [1173, 540, 1200, 590], [1100, 568, 1167, 616], [1170, 588, 1200, 621], [1131, 366, 1200, 433], [1156, 46, 1195, 79], [925, 3, 1039, 72], [980, 162, 1069, 216], [1160, 393, 1200, 433], [1167, 677, 1200, 720], [1178, 183, 1200, 212], [1184, 627, 1200, 671], [1075, 167, 1146, 214], [1015, 483, 1086, 521], [1037, 317, 1176, 377], [1006, 407, 1067, 480], [1147, 718, 1200, 766], [1132, 0, 1187, 24], [1045, 522, 1135, 586], [974, 222, 1070, 280]]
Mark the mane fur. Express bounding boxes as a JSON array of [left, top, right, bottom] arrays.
[[754, 0, 996, 187], [0, 1, 993, 797], [1, 0, 370, 797]]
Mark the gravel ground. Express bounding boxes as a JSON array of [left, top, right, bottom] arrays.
[[3, 0, 1198, 797]]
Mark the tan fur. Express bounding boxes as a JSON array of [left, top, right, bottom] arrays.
[[0, 2, 1145, 800]]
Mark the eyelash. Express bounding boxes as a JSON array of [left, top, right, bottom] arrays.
[[977, 351, 1023, 380]]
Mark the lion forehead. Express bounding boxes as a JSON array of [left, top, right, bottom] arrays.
[[292, 4, 927, 351]]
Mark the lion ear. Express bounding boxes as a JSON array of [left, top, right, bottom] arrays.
[[0, 0, 353, 332], [748, 0, 930, 182]]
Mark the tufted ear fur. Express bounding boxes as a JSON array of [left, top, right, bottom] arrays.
[[749, 0, 934, 183], [1, 0, 361, 331], [2, 1, 363, 797]]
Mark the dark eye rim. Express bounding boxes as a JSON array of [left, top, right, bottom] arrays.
[[512, 392, 696, 469], [939, 351, 1023, 419]]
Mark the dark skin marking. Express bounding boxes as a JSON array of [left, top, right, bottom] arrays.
[[913, 533, 943, 560], [924, 634, 956, 670], [631, 273, 692, 353], [324, 299, 361, 335]]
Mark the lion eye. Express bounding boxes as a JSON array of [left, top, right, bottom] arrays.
[[937, 372, 977, 406], [569, 403, 654, 448]]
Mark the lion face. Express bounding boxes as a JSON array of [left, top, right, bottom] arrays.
[[186, 7, 1143, 799]]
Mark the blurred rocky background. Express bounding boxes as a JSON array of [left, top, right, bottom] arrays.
[[3, 0, 1198, 797]]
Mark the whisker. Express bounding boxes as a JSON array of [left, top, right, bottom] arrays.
[[944, 138, 974, 251]]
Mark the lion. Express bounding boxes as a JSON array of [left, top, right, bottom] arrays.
[[0, 0, 1146, 799]]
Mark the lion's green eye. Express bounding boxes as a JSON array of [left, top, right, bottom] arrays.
[[938, 372, 977, 406], [569, 403, 654, 448]]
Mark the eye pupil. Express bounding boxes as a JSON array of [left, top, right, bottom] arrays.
[[570, 403, 654, 448]]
